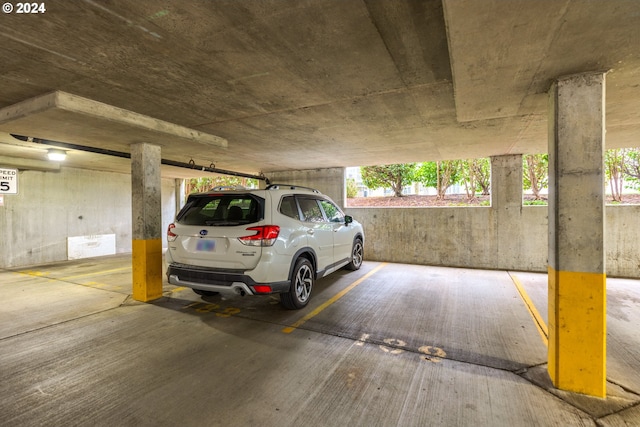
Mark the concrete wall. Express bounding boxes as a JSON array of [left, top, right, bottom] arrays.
[[606, 205, 640, 277], [266, 168, 346, 209], [268, 166, 639, 279], [347, 204, 639, 278], [3, 165, 637, 277], [345, 206, 549, 272], [0, 167, 176, 269]]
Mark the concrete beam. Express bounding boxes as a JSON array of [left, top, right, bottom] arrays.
[[0, 91, 227, 170], [547, 72, 606, 397], [0, 155, 60, 172]]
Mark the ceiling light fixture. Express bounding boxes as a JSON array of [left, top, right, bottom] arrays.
[[47, 148, 67, 161]]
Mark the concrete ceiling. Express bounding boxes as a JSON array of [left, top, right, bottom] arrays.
[[0, 0, 638, 178]]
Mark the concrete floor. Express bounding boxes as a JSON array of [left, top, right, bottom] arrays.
[[1, 255, 639, 426]]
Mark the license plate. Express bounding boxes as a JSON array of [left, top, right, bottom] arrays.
[[196, 239, 215, 252]]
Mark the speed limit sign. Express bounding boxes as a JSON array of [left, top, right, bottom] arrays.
[[0, 168, 18, 194]]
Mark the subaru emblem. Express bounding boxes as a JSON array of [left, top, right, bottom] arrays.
[[199, 229, 208, 236]]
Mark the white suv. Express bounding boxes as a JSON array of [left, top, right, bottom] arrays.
[[166, 184, 364, 309]]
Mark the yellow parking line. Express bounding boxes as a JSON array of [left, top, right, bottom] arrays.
[[18, 270, 50, 277], [509, 272, 548, 346], [282, 263, 388, 334], [60, 266, 131, 280]]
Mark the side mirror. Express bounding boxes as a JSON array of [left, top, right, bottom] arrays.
[[344, 215, 353, 225]]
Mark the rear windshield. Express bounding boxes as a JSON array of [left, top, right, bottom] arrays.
[[176, 194, 264, 226]]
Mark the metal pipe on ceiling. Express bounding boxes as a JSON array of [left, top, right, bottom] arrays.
[[10, 134, 268, 182]]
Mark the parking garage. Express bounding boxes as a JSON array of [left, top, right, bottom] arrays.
[[1, 1, 640, 426]]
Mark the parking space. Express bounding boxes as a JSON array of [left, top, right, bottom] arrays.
[[0, 263, 128, 340], [514, 271, 640, 398], [1, 257, 640, 426]]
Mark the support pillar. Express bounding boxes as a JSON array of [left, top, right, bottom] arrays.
[[490, 154, 524, 270], [267, 168, 346, 209], [490, 154, 523, 209], [131, 143, 163, 302], [175, 178, 185, 213], [548, 72, 606, 397]]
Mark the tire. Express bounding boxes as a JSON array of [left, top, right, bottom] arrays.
[[346, 238, 363, 271], [193, 289, 219, 297], [281, 258, 314, 309]]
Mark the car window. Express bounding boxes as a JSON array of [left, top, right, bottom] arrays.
[[298, 198, 325, 223], [319, 200, 344, 223], [280, 196, 300, 220], [177, 194, 263, 226]]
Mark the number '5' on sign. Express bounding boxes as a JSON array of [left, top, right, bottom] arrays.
[[0, 168, 18, 194]]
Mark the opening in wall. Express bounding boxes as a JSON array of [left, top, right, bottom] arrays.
[[345, 159, 491, 208]]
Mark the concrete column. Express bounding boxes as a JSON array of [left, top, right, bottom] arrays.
[[174, 178, 185, 213], [131, 143, 163, 302], [548, 72, 606, 397], [490, 154, 524, 269], [490, 154, 523, 209], [267, 168, 346, 209]]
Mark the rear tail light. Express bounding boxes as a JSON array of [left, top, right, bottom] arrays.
[[253, 285, 272, 294], [167, 223, 177, 242], [239, 225, 280, 247]]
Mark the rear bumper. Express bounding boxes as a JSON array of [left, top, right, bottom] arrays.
[[167, 263, 290, 295]]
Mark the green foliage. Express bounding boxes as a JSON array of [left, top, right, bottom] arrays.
[[623, 148, 640, 190], [605, 149, 627, 202], [415, 160, 462, 199], [414, 162, 437, 188], [460, 158, 490, 198], [186, 176, 258, 195], [346, 178, 358, 198], [523, 154, 548, 199], [352, 149, 640, 206], [360, 163, 417, 197], [523, 200, 548, 206], [472, 158, 491, 195]]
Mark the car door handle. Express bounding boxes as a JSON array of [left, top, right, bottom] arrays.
[[307, 229, 314, 235]]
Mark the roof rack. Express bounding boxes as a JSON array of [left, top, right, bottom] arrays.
[[266, 184, 321, 193], [210, 186, 247, 191]]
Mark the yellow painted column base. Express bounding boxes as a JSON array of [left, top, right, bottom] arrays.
[[548, 266, 606, 397], [132, 239, 164, 302]]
